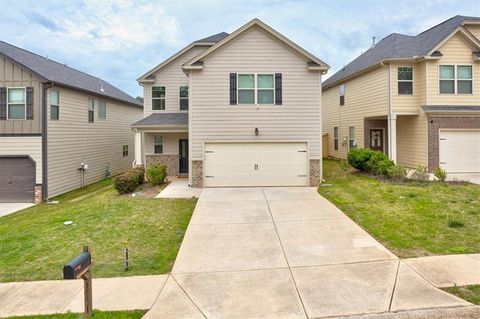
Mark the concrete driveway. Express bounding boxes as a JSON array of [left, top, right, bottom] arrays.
[[144, 187, 471, 319], [0, 203, 34, 218]]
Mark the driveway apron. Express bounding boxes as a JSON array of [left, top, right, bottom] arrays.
[[145, 187, 470, 318]]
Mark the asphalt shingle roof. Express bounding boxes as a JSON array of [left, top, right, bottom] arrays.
[[194, 32, 229, 43], [131, 113, 188, 127], [324, 15, 480, 88], [0, 41, 142, 107]]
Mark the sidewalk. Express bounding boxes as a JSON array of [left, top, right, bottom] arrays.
[[0, 275, 167, 317]]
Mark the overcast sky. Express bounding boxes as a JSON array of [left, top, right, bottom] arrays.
[[1, 0, 478, 97]]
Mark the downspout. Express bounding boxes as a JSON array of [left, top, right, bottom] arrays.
[[41, 82, 53, 201]]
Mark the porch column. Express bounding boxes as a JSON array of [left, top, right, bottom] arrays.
[[388, 113, 397, 163], [134, 130, 142, 166]]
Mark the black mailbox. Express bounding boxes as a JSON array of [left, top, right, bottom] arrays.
[[63, 251, 92, 279]]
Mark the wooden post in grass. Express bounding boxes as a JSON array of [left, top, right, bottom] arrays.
[[81, 246, 93, 317]]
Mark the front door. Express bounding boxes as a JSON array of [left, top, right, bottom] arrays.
[[179, 139, 188, 174], [370, 129, 384, 152]]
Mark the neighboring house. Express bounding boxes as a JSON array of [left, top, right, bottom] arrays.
[[322, 15, 480, 179], [134, 19, 329, 188], [0, 41, 143, 203]]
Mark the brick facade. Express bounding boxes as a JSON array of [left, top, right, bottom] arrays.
[[35, 185, 42, 204], [145, 154, 179, 176], [310, 159, 321, 186], [427, 116, 480, 172], [191, 160, 203, 188], [364, 118, 389, 154]]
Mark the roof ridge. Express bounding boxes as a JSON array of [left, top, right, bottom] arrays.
[[0, 40, 107, 83]]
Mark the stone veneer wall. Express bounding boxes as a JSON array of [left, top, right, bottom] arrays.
[[146, 155, 179, 176], [191, 160, 203, 188], [363, 118, 389, 154], [427, 116, 480, 172], [310, 159, 321, 186], [35, 185, 42, 204]]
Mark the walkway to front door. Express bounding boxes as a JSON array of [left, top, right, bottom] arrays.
[[144, 187, 470, 318]]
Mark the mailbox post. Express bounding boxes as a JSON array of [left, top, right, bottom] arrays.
[[63, 246, 93, 317]]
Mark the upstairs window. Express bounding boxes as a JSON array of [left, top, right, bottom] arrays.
[[257, 74, 274, 104], [179, 86, 188, 110], [88, 98, 94, 123], [439, 65, 472, 94], [238, 74, 255, 104], [398, 67, 413, 95], [339, 84, 345, 106], [152, 86, 166, 110], [7, 88, 26, 120], [154, 135, 163, 154], [50, 90, 59, 120], [334, 127, 339, 150], [99, 100, 106, 119]]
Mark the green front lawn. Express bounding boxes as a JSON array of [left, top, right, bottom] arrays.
[[319, 159, 480, 258], [443, 285, 480, 305], [0, 179, 196, 283], [5, 310, 146, 319]]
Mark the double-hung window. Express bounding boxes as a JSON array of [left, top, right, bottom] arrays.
[[99, 100, 106, 119], [179, 86, 188, 110], [88, 98, 94, 123], [122, 145, 128, 157], [237, 74, 275, 104], [152, 86, 166, 110], [154, 135, 163, 154], [7, 88, 26, 120], [440, 65, 473, 94], [398, 67, 413, 95], [349, 126, 356, 149], [339, 84, 345, 105], [334, 127, 339, 150], [50, 90, 59, 120]]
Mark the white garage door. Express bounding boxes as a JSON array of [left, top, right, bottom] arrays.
[[204, 142, 308, 187], [439, 130, 480, 173]]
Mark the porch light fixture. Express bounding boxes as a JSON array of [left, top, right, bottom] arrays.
[[255, 128, 259, 136]]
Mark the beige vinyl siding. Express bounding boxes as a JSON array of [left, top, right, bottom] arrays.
[[0, 136, 42, 182], [322, 66, 389, 159], [47, 87, 143, 198], [426, 33, 479, 105], [465, 25, 480, 40], [143, 46, 209, 116], [144, 132, 188, 154], [190, 25, 321, 160], [391, 62, 426, 113], [396, 114, 428, 168], [0, 55, 42, 134]]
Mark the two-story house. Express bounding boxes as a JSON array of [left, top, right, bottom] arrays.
[[0, 41, 143, 203], [133, 19, 329, 188], [322, 15, 480, 182]]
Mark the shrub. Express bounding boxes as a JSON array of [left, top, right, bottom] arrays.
[[411, 164, 429, 183], [388, 164, 407, 181], [114, 171, 140, 194], [146, 164, 167, 186], [434, 167, 447, 182], [366, 151, 394, 175], [132, 166, 145, 184], [347, 148, 375, 171]]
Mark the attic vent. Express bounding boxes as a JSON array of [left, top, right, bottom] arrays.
[[431, 51, 443, 57]]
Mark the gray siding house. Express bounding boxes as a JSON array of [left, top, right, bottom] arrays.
[[134, 19, 329, 188], [0, 41, 143, 203]]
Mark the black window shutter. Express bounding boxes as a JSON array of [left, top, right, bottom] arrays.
[[26, 87, 34, 120], [229, 73, 237, 105], [275, 73, 282, 105], [0, 87, 6, 120]]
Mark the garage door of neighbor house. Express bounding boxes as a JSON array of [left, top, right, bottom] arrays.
[[204, 142, 308, 187], [439, 129, 480, 173], [0, 157, 35, 203]]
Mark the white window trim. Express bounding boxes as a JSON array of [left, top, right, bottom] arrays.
[[333, 127, 339, 150], [439, 64, 474, 95], [154, 134, 164, 154], [236, 73, 276, 105], [152, 86, 166, 111], [50, 90, 60, 120], [178, 85, 188, 111], [122, 145, 129, 157], [7, 87, 26, 120], [348, 126, 356, 150], [397, 66, 414, 95], [98, 100, 107, 120]]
